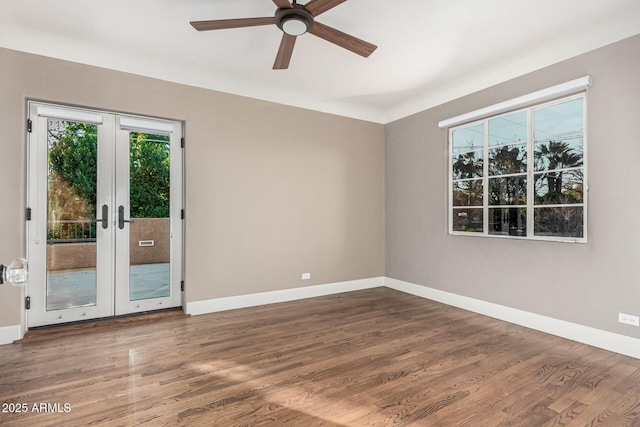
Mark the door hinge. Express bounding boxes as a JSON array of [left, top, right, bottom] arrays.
[[27, 119, 32, 133], [26, 207, 32, 221], [181, 137, 185, 148], [181, 209, 185, 220], [181, 281, 184, 292], [25, 296, 31, 310]]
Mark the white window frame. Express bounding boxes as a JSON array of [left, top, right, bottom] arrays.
[[447, 92, 588, 243]]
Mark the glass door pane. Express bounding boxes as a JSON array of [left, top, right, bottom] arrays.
[[46, 120, 98, 311], [128, 131, 171, 301], [114, 116, 182, 316]]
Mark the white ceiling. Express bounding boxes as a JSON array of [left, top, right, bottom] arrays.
[[2, 0, 640, 123]]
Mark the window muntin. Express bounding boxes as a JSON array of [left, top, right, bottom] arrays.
[[449, 94, 586, 242]]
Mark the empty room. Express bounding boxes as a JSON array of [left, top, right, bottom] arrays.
[[1, 0, 640, 425]]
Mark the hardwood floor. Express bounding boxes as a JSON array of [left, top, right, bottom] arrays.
[[1, 288, 639, 426]]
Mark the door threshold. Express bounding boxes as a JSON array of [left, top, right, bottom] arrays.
[[20, 307, 186, 343]]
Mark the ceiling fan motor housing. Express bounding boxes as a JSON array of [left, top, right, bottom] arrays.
[[275, 4, 314, 36]]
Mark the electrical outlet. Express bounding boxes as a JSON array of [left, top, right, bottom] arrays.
[[301, 273, 311, 280], [618, 313, 640, 326]]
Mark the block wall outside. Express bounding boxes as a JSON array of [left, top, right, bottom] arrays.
[[47, 218, 170, 271]]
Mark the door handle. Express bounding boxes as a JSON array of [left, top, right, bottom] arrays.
[[118, 206, 134, 229], [92, 204, 109, 229]]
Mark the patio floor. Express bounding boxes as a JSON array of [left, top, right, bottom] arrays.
[[46, 263, 170, 311]]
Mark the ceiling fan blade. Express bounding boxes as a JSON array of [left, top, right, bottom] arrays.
[[273, 33, 297, 70], [308, 22, 377, 57], [191, 17, 275, 31], [272, 0, 293, 9], [304, 0, 347, 16]]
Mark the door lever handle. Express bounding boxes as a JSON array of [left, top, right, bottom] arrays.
[[118, 205, 134, 229], [91, 204, 109, 229]]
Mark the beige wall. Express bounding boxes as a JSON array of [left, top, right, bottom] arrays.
[[385, 34, 640, 339], [0, 47, 384, 329]]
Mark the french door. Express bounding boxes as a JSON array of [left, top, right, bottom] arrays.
[[26, 102, 183, 327]]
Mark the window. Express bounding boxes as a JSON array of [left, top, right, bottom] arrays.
[[449, 94, 586, 242]]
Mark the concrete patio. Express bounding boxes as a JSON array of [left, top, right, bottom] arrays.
[[46, 263, 170, 311]]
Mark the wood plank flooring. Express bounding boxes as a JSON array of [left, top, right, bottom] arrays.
[[1, 288, 639, 426]]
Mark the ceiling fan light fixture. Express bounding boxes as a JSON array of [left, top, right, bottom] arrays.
[[275, 4, 314, 37], [282, 17, 309, 36]]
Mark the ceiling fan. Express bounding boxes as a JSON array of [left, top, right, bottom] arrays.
[[190, 0, 377, 70]]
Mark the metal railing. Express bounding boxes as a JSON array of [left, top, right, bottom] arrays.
[[48, 220, 97, 244]]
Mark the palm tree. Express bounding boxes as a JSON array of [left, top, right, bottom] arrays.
[[534, 140, 583, 204], [452, 151, 482, 180], [489, 145, 526, 175]]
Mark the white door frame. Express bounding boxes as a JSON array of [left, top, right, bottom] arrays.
[[26, 102, 183, 327], [114, 115, 183, 315]]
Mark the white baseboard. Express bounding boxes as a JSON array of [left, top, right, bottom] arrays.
[[186, 277, 384, 316], [385, 277, 640, 360], [0, 325, 22, 345]]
